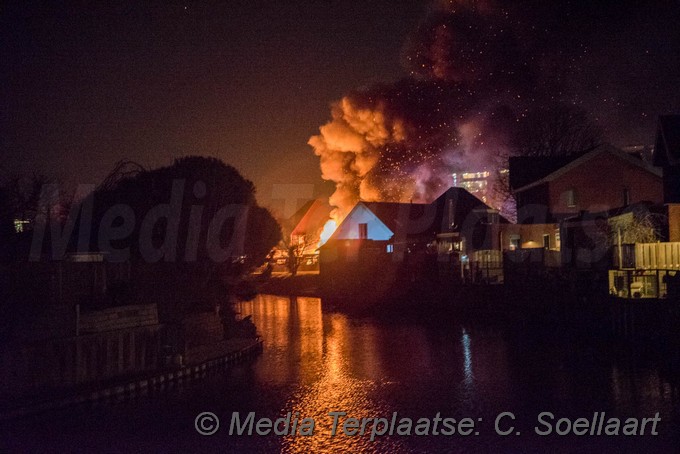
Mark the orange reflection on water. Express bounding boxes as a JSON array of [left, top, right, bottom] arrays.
[[238, 295, 406, 453]]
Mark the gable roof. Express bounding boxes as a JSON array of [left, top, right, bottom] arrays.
[[363, 201, 433, 234], [654, 115, 680, 167], [513, 144, 662, 194], [327, 202, 396, 241], [290, 198, 332, 237], [326, 187, 506, 244], [509, 154, 584, 191]]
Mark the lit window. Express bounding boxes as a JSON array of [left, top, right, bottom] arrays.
[[509, 234, 520, 250], [386, 244, 394, 253], [13, 219, 29, 233]]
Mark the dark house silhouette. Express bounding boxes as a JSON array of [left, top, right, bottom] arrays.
[[653, 115, 680, 241]]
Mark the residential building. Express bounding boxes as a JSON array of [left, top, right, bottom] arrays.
[[319, 187, 507, 289], [510, 144, 663, 223]]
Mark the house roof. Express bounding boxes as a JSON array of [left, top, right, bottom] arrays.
[[560, 201, 667, 233], [325, 202, 396, 242], [325, 187, 506, 244], [509, 154, 584, 191], [654, 115, 680, 167], [362, 201, 431, 235], [364, 187, 507, 238], [513, 144, 662, 194], [431, 187, 509, 228], [290, 198, 332, 237]]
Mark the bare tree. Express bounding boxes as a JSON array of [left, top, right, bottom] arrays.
[[510, 104, 602, 157], [490, 166, 516, 223], [608, 210, 665, 246], [285, 233, 317, 276], [490, 104, 603, 221]]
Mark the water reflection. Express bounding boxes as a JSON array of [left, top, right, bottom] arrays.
[[238, 295, 408, 452], [236, 294, 678, 452], [2, 294, 676, 452], [461, 328, 473, 387]]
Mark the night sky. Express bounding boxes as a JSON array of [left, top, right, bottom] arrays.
[[2, 1, 679, 214]]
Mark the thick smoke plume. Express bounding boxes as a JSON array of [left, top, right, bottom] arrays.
[[309, 0, 589, 220]]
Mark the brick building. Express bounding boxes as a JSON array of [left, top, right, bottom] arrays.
[[511, 144, 663, 223]]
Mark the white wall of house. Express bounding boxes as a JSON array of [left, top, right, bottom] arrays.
[[331, 203, 394, 241]]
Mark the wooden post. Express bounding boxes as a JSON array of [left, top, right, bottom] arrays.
[[617, 228, 623, 269]]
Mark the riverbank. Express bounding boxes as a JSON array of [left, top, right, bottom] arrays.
[[253, 272, 322, 297], [0, 337, 263, 421], [250, 272, 680, 346]]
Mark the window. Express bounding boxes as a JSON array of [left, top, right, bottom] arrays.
[[623, 188, 630, 206], [358, 223, 368, 239], [509, 234, 521, 250], [543, 234, 550, 249], [14, 219, 29, 233], [386, 244, 393, 253], [555, 229, 561, 249], [566, 189, 576, 208]]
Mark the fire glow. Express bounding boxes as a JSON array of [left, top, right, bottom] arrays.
[[318, 220, 338, 247]]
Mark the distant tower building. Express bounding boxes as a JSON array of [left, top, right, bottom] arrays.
[[451, 169, 507, 207]]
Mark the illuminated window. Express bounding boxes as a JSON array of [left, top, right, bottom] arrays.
[[13, 219, 29, 233], [386, 244, 393, 253], [555, 229, 561, 249], [509, 234, 520, 250]]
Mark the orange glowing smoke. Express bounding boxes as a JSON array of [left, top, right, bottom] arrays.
[[308, 97, 411, 220]]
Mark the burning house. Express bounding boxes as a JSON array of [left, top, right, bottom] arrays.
[[269, 198, 332, 273], [318, 187, 507, 296]]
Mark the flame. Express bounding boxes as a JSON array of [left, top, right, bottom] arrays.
[[318, 219, 338, 247]]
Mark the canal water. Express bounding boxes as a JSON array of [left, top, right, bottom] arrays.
[[1, 294, 678, 453]]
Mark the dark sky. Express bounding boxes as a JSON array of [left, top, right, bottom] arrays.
[[2, 1, 679, 213]]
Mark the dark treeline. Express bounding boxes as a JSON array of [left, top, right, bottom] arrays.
[[0, 157, 281, 338]]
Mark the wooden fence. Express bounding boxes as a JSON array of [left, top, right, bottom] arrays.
[[613, 242, 680, 270]]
